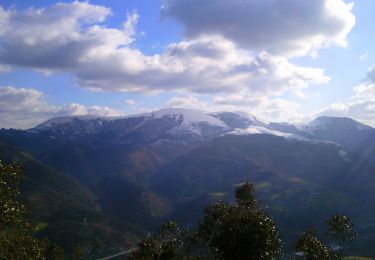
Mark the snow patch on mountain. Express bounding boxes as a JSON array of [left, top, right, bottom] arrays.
[[226, 125, 306, 140], [33, 115, 115, 130], [298, 117, 331, 133], [339, 150, 347, 157]]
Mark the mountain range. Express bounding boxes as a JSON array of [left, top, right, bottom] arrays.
[[1, 108, 375, 256]]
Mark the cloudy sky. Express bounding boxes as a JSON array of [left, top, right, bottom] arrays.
[[0, 0, 374, 128]]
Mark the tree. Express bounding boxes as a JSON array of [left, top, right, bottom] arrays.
[[130, 221, 203, 260], [72, 244, 85, 260], [326, 214, 357, 256], [0, 159, 46, 259], [294, 229, 333, 260], [131, 182, 281, 259], [198, 182, 281, 259], [46, 243, 65, 260]]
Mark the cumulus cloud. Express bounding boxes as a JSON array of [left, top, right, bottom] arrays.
[[314, 100, 375, 127], [212, 94, 302, 122], [353, 84, 375, 100], [213, 94, 264, 108], [168, 96, 207, 110], [0, 86, 53, 113], [76, 37, 329, 94], [125, 99, 136, 106], [162, 0, 355, 56], [0, 86, 122, 129], [314, 68, 375, 127], [1, 1, 354, 126], [0, 2, 115, 70], [0, 2, 329, 96], [165, 93, 303, 123], [58, 103, 122, 117]]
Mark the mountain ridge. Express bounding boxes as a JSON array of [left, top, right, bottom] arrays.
[[27, 108, 375, 149], [1, 108, 375, 255]]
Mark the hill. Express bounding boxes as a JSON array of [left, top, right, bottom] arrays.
[[0, 140, 142, 257]]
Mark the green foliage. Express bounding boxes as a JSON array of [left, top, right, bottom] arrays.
[[0, 159, 25, 225], [235, 181, 258, 207], [72, 244, 85, 259], [0, 159, 47, 259], [132, 182, 281, 260], [46, 243, 65, 260], [0, 231, 46, 259], [294, 229, 333, 260], [326, 214, 357, 255], [199, 182, 281, 259], [131, 221, 203, 260]]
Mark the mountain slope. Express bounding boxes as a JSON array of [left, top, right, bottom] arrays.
[[301, 116, 375, 163], [0, 140, 142, 257], [152, 134, 375, 203], [151, 134, 375, 252]]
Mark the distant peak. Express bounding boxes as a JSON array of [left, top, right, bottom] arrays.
[[311, 116, 363, 126], [302, 116, 372, 132]]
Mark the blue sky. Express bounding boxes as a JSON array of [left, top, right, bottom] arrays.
[[0, 0, 375, 128]]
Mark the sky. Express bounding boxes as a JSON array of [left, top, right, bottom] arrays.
[[0, 0, 375, 129]]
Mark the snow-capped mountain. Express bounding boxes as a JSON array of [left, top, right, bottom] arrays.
[[299, 116, 373, 134], [2, 108, 375, 254], [139, 108, 227, 128], [30, 108, 266, 141], [227, 125, 307, 140], [30, 108, 375, 147], [298, 116, 375, 162]]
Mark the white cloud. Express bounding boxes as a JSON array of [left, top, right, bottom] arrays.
[[123, 10, 139, 37], [0, 2, 329, 97], [86, 106, 122, 117], [0, 2, 131, 71], [0, 64, 10, 73], [57, 103, 122, 117], [360, 52, 368, 61], [212, 94, 303, 122], [58, 103, 88, 116], [166, 93, 303, 123], [353, 83, 375, 100], [313, 68, 375, 127], [76, 37, 329, 95], [0, 86, 53, 113], [314, 100, 375, 127], [125, 99, 136, 106], [162, 0, 355, 56], [0, 86, 122, 129], [2, 1, 356, 126], [168, 96, 207, 110]]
